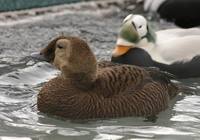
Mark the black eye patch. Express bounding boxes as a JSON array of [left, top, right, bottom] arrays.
[[131, 21, 137, 29]]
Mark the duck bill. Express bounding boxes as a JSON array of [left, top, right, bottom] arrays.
[[112, 21, 139, 57], [31, 52, 47, 61], [112, 45, 132, 57], [31, 45, 55, 63]]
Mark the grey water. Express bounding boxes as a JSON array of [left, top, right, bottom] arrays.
[[0, 4, 200, 140]]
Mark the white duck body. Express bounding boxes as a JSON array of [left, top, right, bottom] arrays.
[[139, 28, 200, 64]]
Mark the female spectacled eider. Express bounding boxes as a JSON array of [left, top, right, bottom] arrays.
[[32, 36, 179, 120], [111, 14, 200, 79]]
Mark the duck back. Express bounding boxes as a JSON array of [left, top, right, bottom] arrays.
[[111, 48, 154, 67], [155, 56, 200, 78], [112, 48, 200, 79]]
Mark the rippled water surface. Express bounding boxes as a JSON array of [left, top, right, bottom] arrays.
[[0, 4, 200, 140]]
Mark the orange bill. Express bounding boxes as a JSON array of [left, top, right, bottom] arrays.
[[112, 45, 132, 57]]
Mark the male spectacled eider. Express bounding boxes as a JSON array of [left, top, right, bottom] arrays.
[[31, 36, 180, 120], [111, 14, 200, 79]]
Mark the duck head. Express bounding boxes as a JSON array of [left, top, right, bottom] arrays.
[[113, 14, 156, 57], [31, 36, 66, 63], [32, 36, 97, 81]]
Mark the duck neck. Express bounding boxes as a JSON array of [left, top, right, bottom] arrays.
[[116, 37, 136, 47], [112, 38, 135, 57], [62, 66, 97, 91], [70, 73, 96, 90]]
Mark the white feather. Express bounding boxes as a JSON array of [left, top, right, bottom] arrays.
[[144, 0, 167, 11], [123, 14, 133, 23], [132, 15, 148, 38], [139, 28, 200, 64], [117, 38, 135, 46]]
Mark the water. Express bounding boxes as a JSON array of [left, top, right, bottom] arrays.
[[0, 0, 88, 12], [0, 3, 200, 140]]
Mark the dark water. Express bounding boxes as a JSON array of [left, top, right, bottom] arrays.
[[0, 4, 200, 140], [0, 0, 88, 12]]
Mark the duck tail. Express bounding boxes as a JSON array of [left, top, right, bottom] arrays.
[[145, 67, 175, 84], [168, 82, 196, 99], [174, 82, 196, 95], [167, 81, 197, 100], [145, 67, 177, 99], [167, 82, 179, 99], [145, 67, 195, 98]]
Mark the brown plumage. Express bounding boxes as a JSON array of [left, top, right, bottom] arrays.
[[34, 36, 179, 119]]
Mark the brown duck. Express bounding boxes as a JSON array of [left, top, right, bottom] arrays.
[[31, 36, 179, 120]]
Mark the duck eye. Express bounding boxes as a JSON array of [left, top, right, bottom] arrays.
[[138, 25, 142, 28], [57, 45, 64, 49]]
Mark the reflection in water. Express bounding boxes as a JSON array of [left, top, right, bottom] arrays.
[[174, 95, 200, 113]]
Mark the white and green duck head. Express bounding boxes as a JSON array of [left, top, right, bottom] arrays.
[[117, 14, 156, 46]]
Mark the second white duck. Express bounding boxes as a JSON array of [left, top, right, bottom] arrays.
[[111, 14, 200, 78]]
